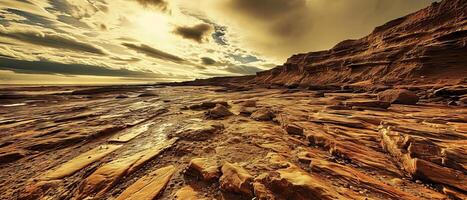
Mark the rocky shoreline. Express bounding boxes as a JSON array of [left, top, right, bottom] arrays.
[[0, 84, 465, 199]]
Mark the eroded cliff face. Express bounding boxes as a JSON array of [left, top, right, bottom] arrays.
[[253, 0, 467, 87]]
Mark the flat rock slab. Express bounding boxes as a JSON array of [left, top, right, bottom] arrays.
[[311, 159, 417, 199], [254, 153, 344, 200], [186, 158, 220, 182], [174, 185, 207, 200], [115, 165, 176, 200], [108, 122, 154, 143], [219, 162, 254, 197], [310, 112, 365, 128], [344, 100, 391, 109], [76, 138, 177, 198], [39, 144, 122, 181]]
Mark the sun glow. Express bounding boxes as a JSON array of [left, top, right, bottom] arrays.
[[130, 11, 171, 45]]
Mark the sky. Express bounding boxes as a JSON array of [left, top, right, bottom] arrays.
[[0, 0, 437, 84]]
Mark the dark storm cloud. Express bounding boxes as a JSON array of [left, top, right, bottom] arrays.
[[134, 0, 169, 11], [219, 0, 435, 60], [224, 65, 263, 75], [200, 57, 217, 65], [227, 0, 305, 20], [0, 30, 106, 55], [178, 10, 228, 45], [122, 43, 185, 64], [174, 23, 213, 43], [4, 8, 56, 27], [224, 0, 311, 38], [0, 57, 160, 78]]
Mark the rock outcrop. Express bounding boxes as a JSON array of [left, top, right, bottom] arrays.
[[378, 89, 419, 105], [252, 0, 466, 87]]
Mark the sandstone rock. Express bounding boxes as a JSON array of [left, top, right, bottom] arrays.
[[137, 92, 158, 97], [310, 112, 364, 129], [219, 163, 253, 197], [186, 158, 220, 182], [441, 146, 467, 171], [39, 144, 122, 181], [350, 106, 388, 112], [442, 186, 467, 200], [407, 137, 442, 164], [389, 178, 404, 186], [378, 89, 419, 105], [20, 180, 61, 200], [344, 100, 391, 109], [251, 0, 466, 87], [403, 156, 466, 191], [206, 104, 233, 119], [174, 185, 207, 200], [278, 115, 304, 136], [115, 94, 129, 99], [380, 126, 467, 191], [283, 123, 304, 136], [459, 95, 467, 104], [311, 159, 418, 199], [325, 105, 350, 110], [252, 181, 276, 200], [172, 123, 223, 141], [108, 122, 154, 143], [251, 108, 275, 121], [0, 150, 26, 164], [254, 153, 343, 200], [297, 151, 313, 164], [243, 100, 257, 107], [258, 142, 291, 154], [433, 86, 467, 97], [331, 96, 350, 101], [75, 139, 176, 199], [307, 85, 340, 91], [189, 101, 229, 110], [238, 107, 257, 116], [115, 165, 176, 200]]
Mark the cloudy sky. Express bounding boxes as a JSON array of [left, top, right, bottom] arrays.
[[0, 0, 436, 84]]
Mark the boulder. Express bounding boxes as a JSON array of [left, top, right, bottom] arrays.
[[238, 107, 257, 116], [378, 89, 419, 105], [251, 108, 275, 121], [189, 101, 229, 110], [252, 181, 276, 200], [186, 158, 220, 182], [219, 163, 253, 197], [171, 123, 224, 141], [277, 115, 304, 136], [206, 104, 233, 119], [283, 123, 304, 136], [243, 100, 257, 107]]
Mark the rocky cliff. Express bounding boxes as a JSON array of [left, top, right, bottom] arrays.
[[253, 0, 467, 87]]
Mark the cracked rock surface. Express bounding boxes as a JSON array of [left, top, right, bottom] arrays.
[[0, 84, 465, 200]]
